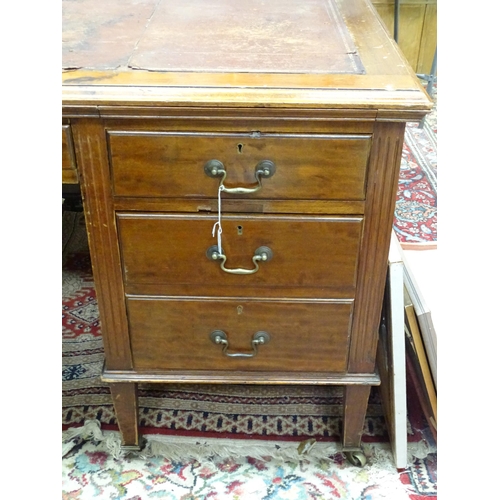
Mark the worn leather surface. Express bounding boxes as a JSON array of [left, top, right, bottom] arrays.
[[62, 0, 364, 74]]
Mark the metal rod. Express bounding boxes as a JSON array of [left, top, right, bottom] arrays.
[[426, 49, 437, 95], [394, 0, 400, 42]]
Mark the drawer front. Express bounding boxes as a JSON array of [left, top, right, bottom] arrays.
[[62, 125, 78, 184], [108, 132, 370, 201], [117, 213, 362, 298], [128, 297, 352, 372]]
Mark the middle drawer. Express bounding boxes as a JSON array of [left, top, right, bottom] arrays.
[[117, 213, 363, 299]]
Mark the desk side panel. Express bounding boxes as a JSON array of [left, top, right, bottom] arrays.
[[348, 121, 406, 374], [71, 118, 133, 370]]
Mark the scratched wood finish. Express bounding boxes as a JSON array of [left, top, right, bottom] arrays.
[[71, 119, 133, 371], [99, 109, 379, 128], [62, 0, 431, 115], [62, 87, 430, 118], [113, 198, 365, 216], [109, 132, 370, 201], [62, 0, 431, 452], [127, 297, 353, 372], [102, 370, 380, 386], [343, 385, 372, 449], [348, 122, 406, 374], [117, 214, 362, 298], [109, 383, 140, 448]]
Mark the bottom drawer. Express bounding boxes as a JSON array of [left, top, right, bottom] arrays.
[[128, 297, 353, 373]]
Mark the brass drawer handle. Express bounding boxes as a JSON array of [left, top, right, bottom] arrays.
[[206, 245, 273, 275], [210, 330, 271, 358], [204, 159, 276, 194]]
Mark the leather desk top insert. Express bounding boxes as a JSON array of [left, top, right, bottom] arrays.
[[62, 0, 432, 460]]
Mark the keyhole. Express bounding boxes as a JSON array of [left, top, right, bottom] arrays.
[[237, 225, 243, 235], [237, 305, 244, 314], [237, 143, 244, 154]]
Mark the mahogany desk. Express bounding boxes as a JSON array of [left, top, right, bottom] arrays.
[[62, 0, 431, 465]]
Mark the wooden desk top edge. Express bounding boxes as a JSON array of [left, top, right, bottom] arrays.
[[62, 0, 433, 117]]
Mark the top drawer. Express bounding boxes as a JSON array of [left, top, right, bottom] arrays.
[[108, 131, 370, 201]]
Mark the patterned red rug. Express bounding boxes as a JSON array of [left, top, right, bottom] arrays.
[[393, 89, 437, 245], [62, 209, 437, 498]]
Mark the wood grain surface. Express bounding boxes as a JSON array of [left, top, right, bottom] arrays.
[[127, 297, 353, 372], [109, 131, 370, 201]]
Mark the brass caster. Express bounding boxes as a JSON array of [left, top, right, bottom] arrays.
[[121, 436, 146, 455], [345, 450, 367, 467]]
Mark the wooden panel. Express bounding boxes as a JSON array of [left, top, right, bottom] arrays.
[[103, 369, 380, 386], [372, 0, 437, 74], [417, 4, 437, 75], [62, 125, 78, 184], [71, 119, 133, 371], [117, 214, 363, 298], [127, 297, 353, 372], [109, 131, 370, 201], [343, 385, 371, 449], [109, 383, 141, 448], [113, 198, 365, 216], [348, 121, 406, 374], [63, 84, 431, 118], [103, 111, 377, 132]]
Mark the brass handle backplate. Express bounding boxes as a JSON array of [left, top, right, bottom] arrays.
[[209, 330, 271, 358], [206, 245, 273, 275], [204, 159, 276, 194]]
